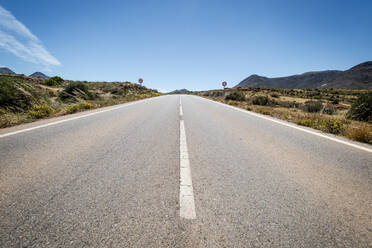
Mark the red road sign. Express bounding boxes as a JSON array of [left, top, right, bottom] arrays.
[[138, 78, 143, 84], [222, 81, 227, 87]]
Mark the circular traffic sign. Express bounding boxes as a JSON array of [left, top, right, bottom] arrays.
[[222, 81, 227, 87], [138, 78, 143, 84]]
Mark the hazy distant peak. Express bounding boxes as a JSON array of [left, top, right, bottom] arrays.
[[0, 67, 15, 74], [29, 72, 49, 78]]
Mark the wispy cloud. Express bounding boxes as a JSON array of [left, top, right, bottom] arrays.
[[0, 5, 61, 66]]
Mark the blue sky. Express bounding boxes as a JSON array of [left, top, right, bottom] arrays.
[[0, 0, 371, 92]]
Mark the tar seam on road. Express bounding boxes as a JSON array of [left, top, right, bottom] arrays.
[[199, 96, 372, 153], [179, 97, 196, 219], [0, 97, 156, 139]]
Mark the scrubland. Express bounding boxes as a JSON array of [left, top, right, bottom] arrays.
[[0, 75, 160, 128], [196, 88, 372, 144]]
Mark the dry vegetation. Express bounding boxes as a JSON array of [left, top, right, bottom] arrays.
[[0, 74, 161, 128], [196, 87, 372, 144]]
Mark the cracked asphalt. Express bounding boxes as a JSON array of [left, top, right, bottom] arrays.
[[1, 95, 371, 247]]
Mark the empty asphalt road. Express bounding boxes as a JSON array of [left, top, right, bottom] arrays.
[[1, 95, 372, 247]]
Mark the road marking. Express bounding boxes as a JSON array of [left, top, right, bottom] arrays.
[[179, 98, 183, 117], [0, 97, 157, 139], [179, 97, 196, 219], [199, 96, 372, 153]]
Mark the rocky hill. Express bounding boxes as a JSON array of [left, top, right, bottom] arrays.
[[0, 67, 15, 75], [169, 89, 192, 94], [29, 72, 49, 78], [235, 61, 372, 89]]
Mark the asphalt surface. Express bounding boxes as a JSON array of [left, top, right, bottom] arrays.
[[0, 95, 371, 247]]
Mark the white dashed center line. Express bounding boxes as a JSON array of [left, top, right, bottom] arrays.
[[179, 97, 196, 219]]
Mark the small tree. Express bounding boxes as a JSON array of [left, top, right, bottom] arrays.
[[224, 91, 246, 101], [44, 76, 64, 86], [347, 92, 372, 122]]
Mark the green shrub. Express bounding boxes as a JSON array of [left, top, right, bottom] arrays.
[[0, 77, 36, 111], [302, 101, 323, 113], [27, 104, 53, 119], [297, 118, 343, 134], [277, 101, 300, 108], [78, 102, 93, 110], [65, 82, 89, 94], [224, 91, 245, 101], [210, 91, 224, 97], [59, 82, 93, 102], [252, 95, 269, 106], [44, 76, 64, 86], [347, 92, 372, 122], [330, 96, 339, 104], [256, 107, 272, 115], [270, 93, 280, 98], [65, 105, 78, 114], [65, 102, 93, 114], [322, 104, 336, 115]]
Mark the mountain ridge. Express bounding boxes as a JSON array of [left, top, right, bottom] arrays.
[[234, 62, 372, 89]]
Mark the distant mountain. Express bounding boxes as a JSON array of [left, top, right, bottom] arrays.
[[234, 61, 372, 89], [169, 89, 192, 94], [29, 72, 49, 78], [0, 67, 15, 75], [323, 61, 372, 89]]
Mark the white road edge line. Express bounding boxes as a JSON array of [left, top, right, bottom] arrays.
[[198, 96, 372, 153], [179, 97, 196, 219], [0, 97, 156, 139]]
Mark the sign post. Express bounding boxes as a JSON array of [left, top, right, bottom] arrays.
[[222, 81, 227, 89], [138, 78, 143, 85]]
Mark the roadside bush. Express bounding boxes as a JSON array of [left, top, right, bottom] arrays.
[[27, 104, 53, 119], [347, 92, 372, 122], [277, 101, 300, 108], [65, 102, 93, 114], [270, 93, 280, 98], [65, 82, 89, 94], [224, 91, 245, 101], [226, 100, 239, 106], [44, 76, 64, 86], [65, 105, 79, 114], [344, 124, 372, 144], [59, 82, 93, 102], [252, 95, 269, 106], [297, 118, 343, 134], [330, 96, 339, 104], [210, 91, 224, 97], [322, 104, 336, 115], [256, 107, 272, 115], [0, 78, 36, 111], [302, 101, 323, 113]]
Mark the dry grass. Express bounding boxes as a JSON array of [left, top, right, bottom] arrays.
[[344, 123, 372, 144]]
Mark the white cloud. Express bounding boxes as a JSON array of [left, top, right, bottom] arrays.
[[0, 5, 61, 66]]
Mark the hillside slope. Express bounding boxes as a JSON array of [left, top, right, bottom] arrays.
[[0, 74, 160, 128], [235, 61, 372, 89], [324, 61, 372, 89]]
